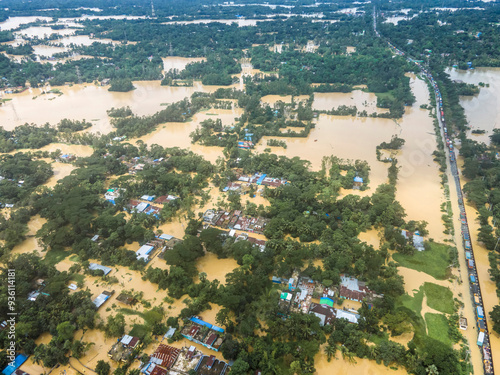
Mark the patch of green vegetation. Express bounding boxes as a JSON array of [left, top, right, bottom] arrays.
[[423, 282, 455, 314], [368, 331, 390, 345], [394, 287, 427, 340], [393, 242, 453, 280], [118, 307, 145, 320], [373, 90, 396, 101], [129, 323, 149, 339], [425, 313, 452, 346], [398, 286, 424, 317], [71, 273, 85, 284], [43, 249, 70, 266], [69, 254, 80, 262]]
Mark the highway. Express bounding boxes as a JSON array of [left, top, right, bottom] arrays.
[[374, 7, 494, 375]]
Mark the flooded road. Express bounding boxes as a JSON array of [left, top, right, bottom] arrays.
[[457, 156, 500, 372], [447, 67, 500, 144]]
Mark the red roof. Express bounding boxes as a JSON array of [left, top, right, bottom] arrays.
[[155, 195, 169, 204], [206, 333, 217, 346], [339, 286, 366, 301], [206, 355, 216, 368], [188, 325, 200, 337], [152, 344, 180, 369], [128, 337, 140, 348], [150, 366, 167, 375]]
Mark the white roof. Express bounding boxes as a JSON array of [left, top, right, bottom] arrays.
[[93, 293, 111, 308], [340, 275, 361, 292], [229, 229, 236, 237], [298, 289, 308, 301], [159, 234, 174, 240], [136, 245, 154, 260], [121, 335, 133, 345], [135, 202, 149, 212], [89, 263, 112, 276], [68, 283, 78, 290], [335, 309, 359, 324], [164, 327, 176, 338]]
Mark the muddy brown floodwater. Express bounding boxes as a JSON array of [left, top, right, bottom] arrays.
[[447, 67, 500, 144], [0, 80, 235, 134], [0, 57, 461, 374]]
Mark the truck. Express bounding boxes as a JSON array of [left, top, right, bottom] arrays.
[[465, 251, 471, 259], [470, 274, 476, 283], [465, 240, 471, 250], [477, 306, 484, 319], [468, 259, 474, 269], [477, 331, 485, 346], [474, 294, 480, 305], [478, 319, 486, 332]]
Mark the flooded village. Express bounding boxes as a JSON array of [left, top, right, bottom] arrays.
[[1, 2, 500, 375]]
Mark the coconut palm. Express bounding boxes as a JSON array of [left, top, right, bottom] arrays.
[[324, 343, 337, 362]]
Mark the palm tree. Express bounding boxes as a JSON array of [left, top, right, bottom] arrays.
[[324, 343, 337, 362], [33, 345, 47, 374]]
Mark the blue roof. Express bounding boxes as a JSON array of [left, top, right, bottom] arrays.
[[189, 317, 225, 333], [353, 176, 363, 183], [256, 174, 267, 185], [2, 354, 28, 375]]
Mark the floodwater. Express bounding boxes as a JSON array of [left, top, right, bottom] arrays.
[[446, 67, 500, 144], [136, 107, 241, 163], [312, 90, 389, 114], [358, 229, 381, 249], [395, 74, 445, 241], [0, 81, 231, 133], [0, 16, 53, 31], [15, 26, 76, 38], [10, 215, 46, 256], [197, 252, 239, 285], [162, 56, 206, 72], [162, 19, 271, 26], [44, 162, 76, 187]]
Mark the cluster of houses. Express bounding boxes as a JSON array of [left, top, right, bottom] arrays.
[[203, 209, 268, 235], [107, 336, 231, 375], [111, 154, 165, 174], [136, 233, 182, 262], [221, 173, 288, 196], [275, 273, 382, 326], [180, 317, 226, 352], [104, 188, 179, 219], [236, 172, 288, 188], [127, 194, 178, 218], [141, 344, 230, 375]]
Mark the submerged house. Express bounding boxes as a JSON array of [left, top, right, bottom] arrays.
[[353, 176, 363, 189], [401, 229, 425, 251]]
